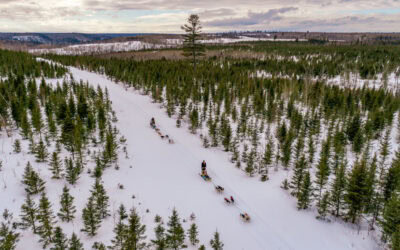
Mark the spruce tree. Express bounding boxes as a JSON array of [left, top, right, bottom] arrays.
[[392, 225, 400, 250], [58, 186, 76, 222], [317, 192, 330, 220], [21, 162, 46, 195], [91, 179, 110, 219], [329, 162, 347, 217], [181, 14, 205, 72], [297, 171, 312, 210], [123, 208, 147, 250], [314, 139, 331, 201], [19, 194, 38, 233], [51, 226, 68, 250], [381, 193, 400, 242], [166, 208, 185, 250], [68, 233, 84, 250], [344, 159, 368, 223], [35, 139, 49, 162], [37, 192, 56, 248], [81, 196, 100, 237], [210, 230, 224, 250], [290, 155, 307, 196], [188, 223, 199, 246], [0, 210, 20, 250], [65, 158, 79, 185], [151, 218, 166, 250], [49, 151, 63, 179], [13, 139, 21, 153], [110, 204, 128, 249]]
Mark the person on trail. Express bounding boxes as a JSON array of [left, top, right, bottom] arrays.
[[201, 160, 207, 175], [150, 117, 156, 128]]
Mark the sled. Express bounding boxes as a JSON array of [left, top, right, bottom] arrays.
[[199, 173, 211, 181]]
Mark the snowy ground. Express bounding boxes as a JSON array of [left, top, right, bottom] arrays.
[[1, 64, 380, 249]]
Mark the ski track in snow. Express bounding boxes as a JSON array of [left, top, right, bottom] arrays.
[[1, 63, 380, 250]]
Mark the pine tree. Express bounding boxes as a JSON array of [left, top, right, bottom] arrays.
[[65, 158, 79, 185], [58, 186, 76, 222], [392, 225, 400, 250], [314, 139, 331, 201], [344, 159, 368, 224], [35, 139, 49, 162], [198, 245, 206, 250], [383, 152, 400, 202], [151, 219, 166, 250], [188, 223, 199, 246], [37, 192, 56, 248], [51, 226, 68, 250], [110, 204, 128, 249], [123, 208, 147, 250], [68, 233, 84, 250], [181, 14, 205, 72], [91, 179, 110, 219], [0, 210, 20, 250], [21, 162, 46, 195], [166, 208, 185, 250], [317, 192, 330, 220], [19, 194, 38, 233], [290, 155, 307, 196], [381, 193, 400, 242], [92, 242, 106, 250], [13, 139, 21, 153], [81, 196, 100, 237], [209, 230, 224, 250], [329, 162, 347, 217], [297, 171, 312, 210], [49, 151, 63, 179], [245, 147, 256, 176]]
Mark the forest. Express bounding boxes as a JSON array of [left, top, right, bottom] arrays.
[[42, 42, 400, 249]]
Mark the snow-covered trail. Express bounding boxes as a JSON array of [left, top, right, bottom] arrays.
[[65, 65, 378, 250]]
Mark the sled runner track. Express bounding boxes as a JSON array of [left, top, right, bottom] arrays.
[[104, 81, 294, 250]]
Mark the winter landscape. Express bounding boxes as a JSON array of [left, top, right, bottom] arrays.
[[1, 1, 400, 250]]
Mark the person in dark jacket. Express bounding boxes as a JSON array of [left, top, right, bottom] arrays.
[[201, 160, 207, 175]]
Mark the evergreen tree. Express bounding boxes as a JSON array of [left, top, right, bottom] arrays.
[[290, 155, 307, 196], [0, 210, 20, 250], [110, 204, 128, 249], [37, 192, 56, 248], [151, 219, 166, 250], [91, 179, 110, 219], [344, 159, 368, 223], [65, 158, 79, 185], [329, 162, 347, 217], [188, 223, 199, 246], [297, 171, 312, 210], [58, 186, 76, 222], [209, 230, 224, 250], [51, 226, 68, 250], [68, 233, 84, 250], [21, 162, 46, 195], [166, 208, 185, 250], [381, 193, 400, 242], [181, 14, 205, 72], [317, 192, 330, 220], [392, 225, 400, 250], [314, 139, 331, 201], [81, 196, 100, 237], [49, 151, 63, 179], [13, 139, 21, 153], [35, 139, 49, 162], [123, 208, 147, 250], [19, 194, 38, 233], [383, 152, 400, 202]]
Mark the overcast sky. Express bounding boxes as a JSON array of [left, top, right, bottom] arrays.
[[0, 0, 399, 33]]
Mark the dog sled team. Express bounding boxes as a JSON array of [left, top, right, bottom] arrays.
[[150, 118, 174, 144], [200, 160, 250, 222]]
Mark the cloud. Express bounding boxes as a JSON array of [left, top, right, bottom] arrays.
[[206, 7, 298, 27], [0, 0, 399, 32]]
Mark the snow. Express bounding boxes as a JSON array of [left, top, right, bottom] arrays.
[[1, 63, 380, 249]]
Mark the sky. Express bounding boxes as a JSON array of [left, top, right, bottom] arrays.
[[0, 0, 399, 33]]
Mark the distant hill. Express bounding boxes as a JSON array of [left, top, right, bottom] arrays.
[[0, 33, 151, 45]]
